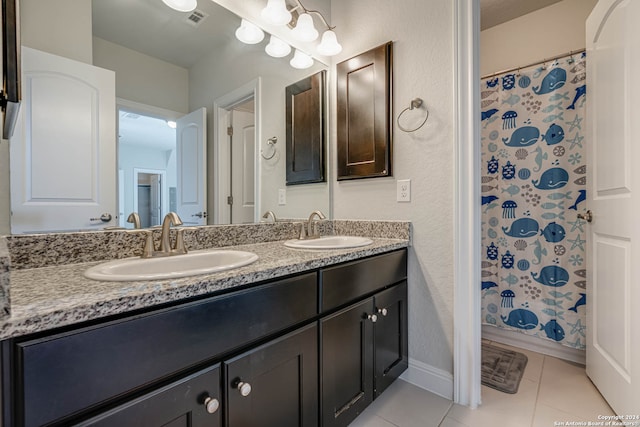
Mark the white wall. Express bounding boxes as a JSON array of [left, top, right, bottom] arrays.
[[188, 40, 330, 222], [330, 0, 456, 380], [480, 0, 597, 76], [20, 0, 93, 64], [93, 37, 189, 114]]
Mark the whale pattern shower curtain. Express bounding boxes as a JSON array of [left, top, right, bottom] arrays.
[[481, 53, 587, 350]]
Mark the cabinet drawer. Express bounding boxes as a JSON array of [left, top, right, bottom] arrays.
[[321, 250, 407, 311], [16, 273, 317, 427]]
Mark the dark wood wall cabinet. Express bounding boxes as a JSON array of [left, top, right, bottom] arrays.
[[337, 42, 393, 180], [286, 70, 326, 185], [1, 250, 407, 426]]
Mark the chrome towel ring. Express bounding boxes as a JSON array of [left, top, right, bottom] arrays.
[[261, 136, 278, 160], [397, 98, 429, 133]]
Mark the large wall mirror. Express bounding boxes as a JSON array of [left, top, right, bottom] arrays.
[[2, 0, 331, 234]]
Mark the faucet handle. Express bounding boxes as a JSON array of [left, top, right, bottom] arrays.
[[299, 223, 307, 240], [174, 228, 188, 254], [142, 230, 155, 258]]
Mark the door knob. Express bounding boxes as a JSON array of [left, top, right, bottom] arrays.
[[577, 210, 593, 223], [203, 396, 220, 414], [90, 213, 113, 222], [192, 212, 208, 218]]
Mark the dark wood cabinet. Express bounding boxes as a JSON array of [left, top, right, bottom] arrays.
[[225, 324, 318, 427], [321, 299, 375, 427], [1, 249, 408, 427], [78, 365, 222, 427]]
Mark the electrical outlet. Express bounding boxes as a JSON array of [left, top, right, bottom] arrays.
[[278, 189, 286, 205], [397, 179, 411, 202]]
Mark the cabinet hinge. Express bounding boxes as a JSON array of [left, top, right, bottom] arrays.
[[227, 196, 233, 205], [227, 126, 233, 136]]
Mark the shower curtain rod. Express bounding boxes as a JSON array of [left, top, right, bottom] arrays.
[[481, 48, 586, 80]]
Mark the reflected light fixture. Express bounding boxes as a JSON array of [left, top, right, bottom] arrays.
[[161, 0, 197, 12], [167, 120, 177, 129], [289, 50, 313, 69], [265, 35, 291, 58], [317, 29, 342, 56], [291, 13, 318, 42], [261, 0, 292, 26], [235, 19, 265, 44]]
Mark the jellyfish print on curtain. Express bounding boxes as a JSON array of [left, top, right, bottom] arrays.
[[481, 53, 587, 350]]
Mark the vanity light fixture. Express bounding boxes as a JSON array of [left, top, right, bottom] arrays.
[[317, 29, 342, 56], [260, 0, 292, 26], [260, 0, 342, 56], [265, 35, 291, 58], [290, 13, 318, 42], [289, 49, 313, 69], [161, 0, 197, 13], [235, 19, 265, 44]]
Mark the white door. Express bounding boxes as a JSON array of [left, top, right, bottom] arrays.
[[176, 108, 207, 225], [10, 47, 116, 233], [149, 174, 162, 227], [230, 110, 255, 224], [586, 0, 640, 413]]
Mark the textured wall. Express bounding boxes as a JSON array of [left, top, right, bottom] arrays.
[[330, 0, 455, 375]]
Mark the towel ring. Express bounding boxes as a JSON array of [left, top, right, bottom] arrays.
[[261, 136, 278, 160], [397, 98, 429, 133]]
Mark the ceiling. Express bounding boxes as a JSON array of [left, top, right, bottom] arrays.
[[480, 0, 564, 30]]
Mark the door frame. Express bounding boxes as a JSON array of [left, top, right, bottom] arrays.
[[133, 168, 167, 226], [213, 78, 262, 224], [453, 0, 482, 408]]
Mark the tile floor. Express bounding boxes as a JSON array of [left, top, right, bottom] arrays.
[[349, 341, 615, 427]]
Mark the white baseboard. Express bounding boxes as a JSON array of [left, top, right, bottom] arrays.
[[400, 358, 454, 400], [482, 325, 586, 365]]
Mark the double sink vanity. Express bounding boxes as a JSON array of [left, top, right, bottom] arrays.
[[0, 218, 410, 426]]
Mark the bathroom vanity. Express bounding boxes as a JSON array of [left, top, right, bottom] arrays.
[[0, 222, 409, 427]]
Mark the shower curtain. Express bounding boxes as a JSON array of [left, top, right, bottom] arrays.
[[481, 53, 587, 350]]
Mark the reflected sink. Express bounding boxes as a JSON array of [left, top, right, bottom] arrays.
[[84, 250, 259, 282], [284, 236, 373, 250]]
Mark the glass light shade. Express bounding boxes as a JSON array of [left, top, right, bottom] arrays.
[[261, 0, 292, 26], [167, 120, 177, 129], [291, 13, 318, 42], [317, 30, 342, 56], [289, 50, 313, 69], [265, 36, 291, 58], [162, 0, 197, 12], [235, 19, 265, 45]]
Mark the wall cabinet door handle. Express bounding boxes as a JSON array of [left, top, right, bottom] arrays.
[[236, 381, 252, 397], [377, 308, 388, 317], [367, 313, 378, 323]]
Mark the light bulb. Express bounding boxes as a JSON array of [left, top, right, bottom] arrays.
[[167, 120, 177, 129], [290, 50, 313, 69], [261, 0, 292, 26], [317, 30, 342, 56], [265, 35, 291, 58], [235, 19, 265, 45], [291, 13, 318, 42], [161, 0, 197, 12]]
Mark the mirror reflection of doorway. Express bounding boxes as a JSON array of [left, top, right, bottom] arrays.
[[134, 170, 165, 228], [228, 98, 256, 224], [118, 108, 177, 228]]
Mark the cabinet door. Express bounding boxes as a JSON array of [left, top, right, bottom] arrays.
[[321, 299, 375, 427], [225, 324, 318, 427], [78, 365, 221, 427], [373, 282, 408, 397]]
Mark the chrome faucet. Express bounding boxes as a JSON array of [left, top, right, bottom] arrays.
[[127, 212, 141, 229], [262, 210, 277, 223], [160, 212, 184, 253], [300, 210, 326, 239], [142, 212, 187, 257]]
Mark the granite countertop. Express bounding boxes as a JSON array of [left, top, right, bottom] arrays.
[[0, 237, 408, 340]]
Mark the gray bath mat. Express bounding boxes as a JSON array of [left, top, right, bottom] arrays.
[[481, 343, 528, 394]]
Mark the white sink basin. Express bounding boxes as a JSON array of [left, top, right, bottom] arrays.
[[84, 250, 258, 282], [284, 236, 373, 250]]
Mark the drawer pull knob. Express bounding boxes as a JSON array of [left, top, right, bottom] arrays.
[[237, 381, 252, 397], [377, 308, 388, 317], [204, 396, 220, 414], [367, 313, 378, 323]]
